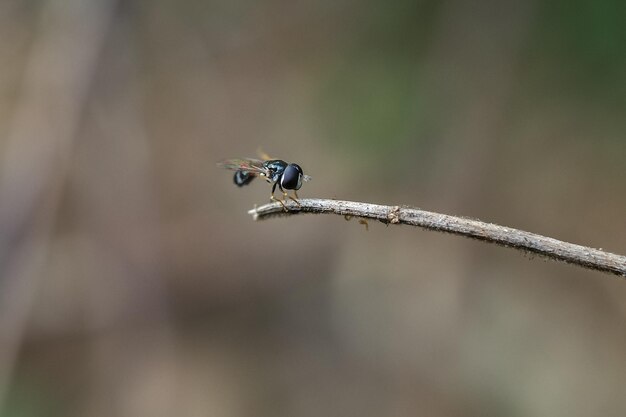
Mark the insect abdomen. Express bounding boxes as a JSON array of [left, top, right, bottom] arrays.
[[234, 171, 255, 187]]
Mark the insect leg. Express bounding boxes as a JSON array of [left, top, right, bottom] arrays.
[[288, 189, 301, 206], [271, 182, 287, 211], [287, 191, 301, 207], [279, 183, 300, 208], [278, 183, 300, 207]]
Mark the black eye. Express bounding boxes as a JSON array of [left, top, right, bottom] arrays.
[[281, 164, 303, 190]]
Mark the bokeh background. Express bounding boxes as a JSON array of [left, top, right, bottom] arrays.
[[1, 0, 625, 416]]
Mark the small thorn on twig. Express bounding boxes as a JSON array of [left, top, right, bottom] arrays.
[[387, 206, 401, 224]]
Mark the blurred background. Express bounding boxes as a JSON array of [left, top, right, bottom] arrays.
[[1, 0, 625, 416]]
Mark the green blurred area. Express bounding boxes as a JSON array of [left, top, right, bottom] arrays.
[[532, 0, 626, 98], [319, 0, 624, 149]]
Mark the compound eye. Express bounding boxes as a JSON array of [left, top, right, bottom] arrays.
[[281, 164, 303, 190]]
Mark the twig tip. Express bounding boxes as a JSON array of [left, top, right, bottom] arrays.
[[247, 207, 259, 220]]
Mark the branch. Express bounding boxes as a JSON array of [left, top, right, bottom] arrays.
[[248, 198, 626, 278]]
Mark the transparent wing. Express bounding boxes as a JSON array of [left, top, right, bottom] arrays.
[[256, 147, 274, 161], [216, 158, 269, 176]]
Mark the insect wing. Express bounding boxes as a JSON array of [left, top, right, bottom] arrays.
[[256, 147, 274, 161], [216, 158, 269, 176]]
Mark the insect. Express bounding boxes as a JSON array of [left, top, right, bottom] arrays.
[[217, 156, 311, 210]]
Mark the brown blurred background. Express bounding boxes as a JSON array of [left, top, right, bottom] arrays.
[[1, 0, 625, 416]]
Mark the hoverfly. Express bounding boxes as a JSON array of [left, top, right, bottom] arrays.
[[217, 154, 311, 210]]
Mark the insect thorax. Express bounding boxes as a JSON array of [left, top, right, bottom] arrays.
[[263, 160, 288, 182]]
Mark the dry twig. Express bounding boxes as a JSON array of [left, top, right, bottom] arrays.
[[249, 198, 626, 278]]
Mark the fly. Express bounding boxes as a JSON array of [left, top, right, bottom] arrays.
[[217, 155, 311, 210]]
